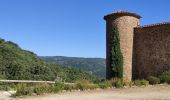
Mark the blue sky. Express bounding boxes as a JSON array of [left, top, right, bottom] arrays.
[[0, 0, 170, 58]]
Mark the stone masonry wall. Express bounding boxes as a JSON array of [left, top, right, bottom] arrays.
[[133, 23, 170, 79], [106, 15, 139, 81]]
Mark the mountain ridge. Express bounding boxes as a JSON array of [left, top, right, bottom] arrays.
[[41, 56, 106, 78]]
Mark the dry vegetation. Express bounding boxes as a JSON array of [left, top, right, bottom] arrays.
[[16, 84, 170, 100]]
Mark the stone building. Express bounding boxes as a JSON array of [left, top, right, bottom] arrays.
[[104, 10, 170, 81]]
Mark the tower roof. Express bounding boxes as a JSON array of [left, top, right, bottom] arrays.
[[104, 10, 141, 20]]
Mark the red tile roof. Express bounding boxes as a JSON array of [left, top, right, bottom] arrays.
[[104, 10, 141, 20]]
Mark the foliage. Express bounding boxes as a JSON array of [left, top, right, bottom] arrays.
[[147, 76, 160, 85], [109, 27, 123, 78], [75, 80, 90, 90], [159, 70, 170, 84], [33, 83, 50, 95], [97, 81, 112, 89], [12, 82, 99, 97], [75, 80, 99, 90], [64, 84, 76, 91], [108, 78, 124, 88], [0, 38, 99, 82], [13, 84, 34, 97], [13, 83, 64, 97], [51, 82, 65, 93], [159, 76, 170, 84], [0, 38, 5, 44], [161, 70, 170, 76], [122, 81, 133, 87], [41, 56, 106, 78], [0, 84, 10, 91], [133, 80, 149, 86], [11, 78, 155, 97]]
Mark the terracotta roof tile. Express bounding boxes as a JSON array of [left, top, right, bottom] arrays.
[[104, 10, 141, 20]]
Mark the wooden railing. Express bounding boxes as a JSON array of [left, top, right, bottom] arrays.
[[0, 80, 75, 85]]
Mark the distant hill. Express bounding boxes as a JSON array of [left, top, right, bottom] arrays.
[[41, 56, 106, 78], [0, 38, 99, 82]]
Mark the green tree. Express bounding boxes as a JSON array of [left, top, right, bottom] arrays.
[[0, 38, 100, 82], [110, 27, 123, 78]]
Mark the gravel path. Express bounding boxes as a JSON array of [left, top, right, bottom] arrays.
[[2, 84, 170, 100]]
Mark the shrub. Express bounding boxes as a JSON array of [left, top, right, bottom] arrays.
[[159, 70, 170, 84], [74, 80, 99, 90], [93, 78, 105, 84], [0, 84, 10, 91], [0, 83, 14, 91], [159, 75, 170, 84], [87, 84, 99, 90], [64, 84, 76, 91], [147, 76, 160, 85], [75, 82, 88, 90], [128, 81, 134, 87], [0, 38, 5, 44], [109, 78, 124, 88], [98, 81, 111, 89], [114, 79, 123, 88], [161, 70, 170, 76], [134, 80, 149, 86], [13, 84, 33, 97], [123, 81, 133, 87], [8, 83, 18, 89], [52, 82, 65, 93], [33, 83, 50, 95]]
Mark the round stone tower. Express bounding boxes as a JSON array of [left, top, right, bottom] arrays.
[[104, 10, 141, 81]]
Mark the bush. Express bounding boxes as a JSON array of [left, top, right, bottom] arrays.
[[13, 82, 65, 97], [13, 84, 33, 97], [0, 84, 10, 91], [161, 70, 170, 76], [98, 81, 111, 89], [134, 80, 149, 86], [123, 81, 133, 87], [75, 82, 89, 90], [147, 76, 160, 85], [159, 70, 170, 84], [74, 80, 99, 90], [33, 83, 50, 95], [0, 83, 15, 91], [52, 82, 65, 93], [109, 78, 123, 88], [64, 84, 76, 91], [88, 84, 99, 90], [93, 78, 106, 84], [0, 38, 5, 44], [159, 75, 170, 84]]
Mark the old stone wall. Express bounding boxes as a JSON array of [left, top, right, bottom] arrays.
[[133, 23, 170, 79], [105, 15, 139, 81]]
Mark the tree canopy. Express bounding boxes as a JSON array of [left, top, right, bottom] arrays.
[[0, 38, 99, 82]]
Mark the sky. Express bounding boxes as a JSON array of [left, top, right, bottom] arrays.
[[0, 0, 170, 58]]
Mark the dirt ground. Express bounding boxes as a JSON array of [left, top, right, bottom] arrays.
[[4, 84, 170, 100]]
